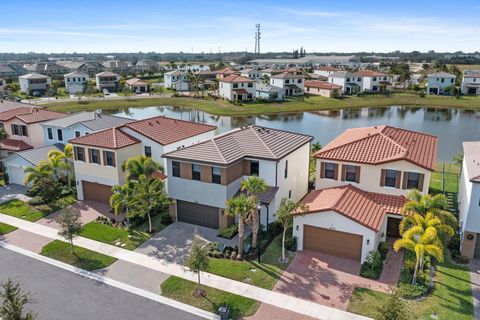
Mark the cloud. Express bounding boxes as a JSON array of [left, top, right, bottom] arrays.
[[280, 8, 343, 17]]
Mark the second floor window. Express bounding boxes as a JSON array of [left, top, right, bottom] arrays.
[[11, 124, 28, 137], [192, 164, 201, 181], [144, 146, 152, 157], [75, 131, 81, 137], [47, 128, 53, 140], [384, 169, 398, 188], [89, 148, 100, 164], [212, 167, 221, 184], [103, 151, 115, 167], [324, 162, 336, 179], [407, 172, 421, 189], [74, 146, 85, 162], [344, 165, 360, 183], [250, 161, 259, 176], [57, 129, 63, 141], [172, 161, 180, 177]]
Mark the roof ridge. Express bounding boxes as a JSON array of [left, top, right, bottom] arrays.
[[112, 128, 117, 149], [315, 127, 383, 156], [248, 126, 276, 158], [212, 138, 227, 164]]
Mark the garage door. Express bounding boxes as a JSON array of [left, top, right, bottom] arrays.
[[8, 166, 26, 185], [82, 181, 112, 205], [177, 200, 219, 229], [303, 225, 363, 261]]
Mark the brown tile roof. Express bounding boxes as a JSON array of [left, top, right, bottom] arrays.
[[305, 80, 342, 90], [297, 185, 406, 231], [271, 72, 303, 79], [0, 138, 33, 151], [219, 74, 255, 83], [354, 70, 387, 77], [125, 78, 148, 86], [123, 116, 216, 146], [16, 109, 66, 124], [318, 66, 338, 71], [0, 107, 35, 121], [216, 68, 236, 75], [315, 125, 438, 171], [69, 128, 140, 149], [164, 126, 313, 166]]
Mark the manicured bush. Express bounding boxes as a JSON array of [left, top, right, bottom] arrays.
[[360, 250, 383, 279], [27, 196, 45, 206], [452, 255, 469, 264], [285, 236, 297, 252], [378, 242, 390, 259], [160, 212, 173, 225], [217, 224, 238, 239], [398, 282, 429, 299]]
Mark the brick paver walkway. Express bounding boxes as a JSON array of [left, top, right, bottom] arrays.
[[379, 245, 404, 285]]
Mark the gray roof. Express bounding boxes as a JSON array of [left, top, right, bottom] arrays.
[[164, 125, 313, 166], [427, 72, 456, 78], [0, 100, 41, 112], [165, 70, 187, 76], [19, 73, 50, 79], [463, 141, 480, 183], [7, 143, 64, 166], [235, 186, 279, 205], [96, 71, 119, 77], [328, 71, 350, 78], [41, 111, 133, 130], [64, 71, 89, 77], [256, 83, 283, 93]]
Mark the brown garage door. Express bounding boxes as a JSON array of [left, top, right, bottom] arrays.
[[303, 225, 363, 261], [177, 200, 219, 229], [82, 181, 112, 205]]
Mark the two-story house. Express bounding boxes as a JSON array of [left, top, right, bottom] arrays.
[[270, 72, 304, 96], [95, 71, 120, 92], [69, 116, 216, 204], [163, 126, 313, 229], [313, 66, 339, 78], [42, 111, 133, 146], [355, 70, 391, 92], [163, 70, 190, 91], [426, 72, 456, 95], [18, 73, 51, 96], [458, 142, 480, 259], [461, 72, 480, 95], [293, 125, 438, 263], [328, 71, 362, 94], [240, 68, 261, 80], [64, 71, 89, 94], [218, 75, 256, 101]]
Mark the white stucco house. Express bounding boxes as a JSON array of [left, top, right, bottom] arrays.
[[313, 66, 339, 78], [426, 72, 456, 95], [64, 71, 89, 94], [327, 71, 362, 94], [95, 71, 120, 92], [304, 80, 342, 97], [240, 68, 261, 80], [163, 126, 313, 229], [355, 70, 392, 92], [461, 72, 480, 95], [18, 73, 51, 96], [164, 70, 189, 91], [270, 72, 304, 96], [218, 75, 256, 101], [458, 141, 480, 259]]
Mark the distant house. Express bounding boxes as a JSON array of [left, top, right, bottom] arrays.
[[64, 71, 89, 94], [18, 73, 51, 96], [426, 72, 456, 94], [215, 68, 237, 79], [0, 78, 5, 97], [125, 78, 150, 93], [102, 60, 133, 74], [461, 72, 480, 95], [304, 80, 342, 98], [328, 71, 361, 94], [23, 62, 69, 76], [164, 70, 189, 91], [355, 70, 392, 92], [260, 68, 285, 78], [240, 68, 261, 80], [95, 71, 120, 92], [135, 60, 159, 73], [270, 72, 304, 96], [218, 74, 256, 101], [57, 61, 105, 77], [255, 83, 284, 101], [313, 66, 339, 78]]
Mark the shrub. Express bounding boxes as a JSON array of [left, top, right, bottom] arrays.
[[28, 196, 45, 206], [28, 177, 63, 203], [217, 224, 238, 239], [398, 282, 429, 299], [419, 91, 426, 97], [160, 212, 173, 225], [360, 250, 383, 279], [378, 242, 390, 259], [34, 204, 52, 212], [285, 236, 297, 252], [453, 255, 469, 264]]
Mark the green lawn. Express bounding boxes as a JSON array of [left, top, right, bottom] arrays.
[[0, 222, 17, 235], [80, 222, 150, 250], [161, 276, 259, 319], [208, 233, 291, 290], [40, 240, 117, 271], [347, 257, 474, 320], [44, 93, 480, 116], [429, 162, 460, 212], [0, 199, 53, 222]]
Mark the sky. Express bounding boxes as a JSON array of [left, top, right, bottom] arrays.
[[1, 0, 480, 53]]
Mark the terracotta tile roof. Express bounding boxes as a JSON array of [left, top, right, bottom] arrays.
[[0, 138, 33, 151], [354, 70, 388, 77], [69, 127, 140, 149], [318, 66, 338, 71], [0, 107, 35, 121], [233, 88, 249, 94], [297, 185, 406, 231], [219, 74, 255, 83], [315, 125, 438, 171], [125, 78, 148, 86], [216, 68, 237, 75], [305, 80, 342, 90], [164, 126, 313, 166], [123, 116, 216, 146], [271, 72, 303, 79], [151, 170, 167, 180], [16, 109, 66, 124]]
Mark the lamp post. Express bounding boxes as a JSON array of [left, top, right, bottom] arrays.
[[257, 204, 262, 263]]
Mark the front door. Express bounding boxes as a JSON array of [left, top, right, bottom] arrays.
[[386, 217, 401, 238]]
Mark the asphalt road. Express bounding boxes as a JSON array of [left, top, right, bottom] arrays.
[[0, 248, 203, 320]]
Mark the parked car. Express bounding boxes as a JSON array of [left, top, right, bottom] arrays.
[[103, 89, 110, 95]]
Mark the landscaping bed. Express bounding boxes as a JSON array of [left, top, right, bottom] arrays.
[[40, 240, 117, 271], [360, 242, 389, 279], [160, 276, 259, 319], [0, 222, 17, 235]]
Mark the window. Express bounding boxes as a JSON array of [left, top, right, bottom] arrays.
[[11, 124, 28, 137], [212, 167, 221, 184], [144, 146, 152, 157], [384, 169, 398, 187], [346, 78, 351, 82], [172, 161, 180, 177], [373, 77, 377, 81], [288, 190, 292, 199], [89, 148, 100, 164], [441, 78, 445, 83], [75, 131, 81, 138], [298, 79, 302, 83], [74, 146, 85, 161], [324, 162, 336, 179], [284, 160, 288, 178], [47, 128, 53, 140], [285, 79, 290, 84], [250, 161, 259, 176], [57, 129, 63, 141], [407, 172, 420, 189], [192, 164, 201, 181], [451, 78, 454, 83], [104, 151, 115, 167], [357, 77, 361, 82], [248, 82, 253, 88], [233, 83, 238, 88], [345, 165, 358, 182]]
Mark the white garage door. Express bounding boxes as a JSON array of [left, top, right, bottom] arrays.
[[8, 166, 26, 185]]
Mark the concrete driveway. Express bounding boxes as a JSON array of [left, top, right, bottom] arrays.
[[135, 221, 239, 264], [0, 184, 29, 204]]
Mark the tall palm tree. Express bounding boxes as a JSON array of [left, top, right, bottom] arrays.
[[110, 181, 135, 226], [311, 141, 322, 153], [48, 144, 74, 187], [121, 155, 162, 181], [394, 225, 444, 285], [240, 176, 268, 247], [400, 212, 454, 241], [225, 194, 256, 258], [24, 160, 52, 185]]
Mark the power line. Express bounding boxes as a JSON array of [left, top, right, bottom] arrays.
[[254, 24, 261, 57]]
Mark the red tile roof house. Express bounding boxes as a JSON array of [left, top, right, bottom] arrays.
[[292, 125, 438, 263], [69, 116, 216, 204], [163, 126, 313, 230], [304, 80, 342, 98], [354, 70, 392, 92], [218, 75, 256, 101], [270, 72, 305, 97]]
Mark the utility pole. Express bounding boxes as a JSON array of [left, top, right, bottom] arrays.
[[254, 24, 261, 57]]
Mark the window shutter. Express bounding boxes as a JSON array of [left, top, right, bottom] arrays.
[[320, 162, 325, 178], [380, 169, 386, 186], [355, 166, 361, 183], [341, 164, 346, 181], [395, 171, 402, 188], [334, 164, 339, 180], [402, 172, 408, 189], [112, 153, 116, 167], [102, 151, 107, 165], [88, 149, 92, 163], [418, 173, 425, 191]]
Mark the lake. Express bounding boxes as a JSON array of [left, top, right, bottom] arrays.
[[108, 106, 480, 162]]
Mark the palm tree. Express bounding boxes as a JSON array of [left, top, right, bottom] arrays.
[[121, 155, 162, 181], [225, 194, 256, 258], [240, 176, 268, 247], [276, 198, 309, 262], [399, 211, 454, 241], [311, 141, 322, 153], [110, 181, 135, 226], [48, 144, 74, 187], [394, 225, 444, 285], [24, 161, 52, 185]]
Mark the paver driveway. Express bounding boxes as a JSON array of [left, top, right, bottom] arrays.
[[273, 251, 391, 310]]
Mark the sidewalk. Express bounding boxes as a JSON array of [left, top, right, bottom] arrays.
[[0, 213, 371, 320]]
